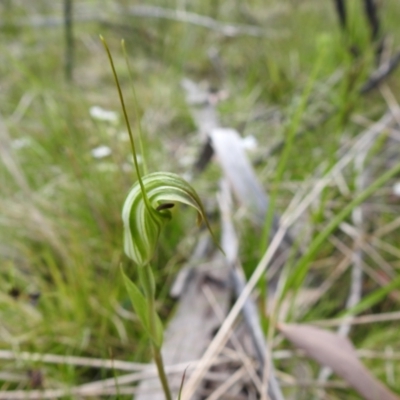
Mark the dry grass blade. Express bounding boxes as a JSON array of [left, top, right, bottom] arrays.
[[211, 128, 268, 221], [0, 387, 139, 399], [282, 112, 393, 228], [0, 114, 30, 193], [278, 323, 400, 400], [311, 310, 400, 328], [205, 367, 247, 400], [0, 114, 67, 260], [218, 179, 282, 399], [318, 123, 370, 388], [201, 284, 264, 395], [181, 79, 287, 399], [181, 225, 287, 399], [0, 350, 146, 371], [116, 4, 285, 37]]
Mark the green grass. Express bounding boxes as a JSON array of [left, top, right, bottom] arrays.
[[1, 0, 400, 398]]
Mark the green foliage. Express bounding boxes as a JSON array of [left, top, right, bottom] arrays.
[[121, 269, 164, 348], [1, 0, 400, 398], [284, 159, 400, 297]]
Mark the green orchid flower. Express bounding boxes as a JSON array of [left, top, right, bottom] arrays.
[[122, 171, 213, 267]]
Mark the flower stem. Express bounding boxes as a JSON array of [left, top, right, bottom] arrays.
[[152, 343, 173, 400], [141, 264, 172, 400]]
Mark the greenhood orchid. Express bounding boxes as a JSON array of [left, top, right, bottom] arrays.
[[122, 171, 214, 266]]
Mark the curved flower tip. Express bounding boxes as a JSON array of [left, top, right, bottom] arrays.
[[123, 172, 220, 266]]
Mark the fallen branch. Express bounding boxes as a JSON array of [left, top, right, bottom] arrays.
[[218, 179, 284, 400], [360, 50, 400, 93]]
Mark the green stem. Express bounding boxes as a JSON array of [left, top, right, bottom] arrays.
[[141, 264, 172, 400], [152, 344, 173, 400], [100, 36, 153, 214], [140, 263, 155, 300], [122, 40, 148, 176]]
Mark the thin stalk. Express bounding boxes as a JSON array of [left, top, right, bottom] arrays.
[[122, 40, 148, 175], [141, 264, 172, 400], [64, 0, 74, 81], [100, 36, 151, 211], [139, 263, 156, 300], [152, 344, 173, 400]]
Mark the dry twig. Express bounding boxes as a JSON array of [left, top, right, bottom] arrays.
[[117, 5, 283, 38]]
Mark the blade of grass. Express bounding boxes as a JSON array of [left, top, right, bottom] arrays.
[[284, 160, 400, 296]]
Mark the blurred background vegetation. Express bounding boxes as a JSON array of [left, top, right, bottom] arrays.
[[1, 0, 400, 398]]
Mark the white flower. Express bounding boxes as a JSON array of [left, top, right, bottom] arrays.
[[242, 135, 258, 151], [89, 106, 119, 123], [393, 182, 400, 197], [91, 145, 112, 159]]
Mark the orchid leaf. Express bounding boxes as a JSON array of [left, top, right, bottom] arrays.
[[122, 270, 164, 347]]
